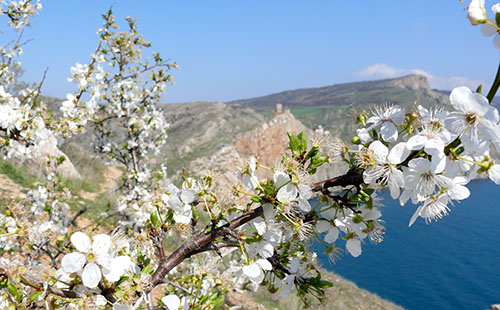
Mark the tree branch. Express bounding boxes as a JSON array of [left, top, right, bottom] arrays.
[[147, 169, 366, 293], [310, 169, 363, 195], [19, 275, 78, 299], [149, 206, 263, 291]]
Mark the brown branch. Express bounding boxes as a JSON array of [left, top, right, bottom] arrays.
[[148, 206, 263, 291], [20, 275, 78, 299], [70, 205, 90, 226], [147, 169, 366, 294], [310, 169, 363, 195], [98, 282, 116, 303], [185, 241, 239, 259]]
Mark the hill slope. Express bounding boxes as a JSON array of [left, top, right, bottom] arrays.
[[228, 75, 450, 140]]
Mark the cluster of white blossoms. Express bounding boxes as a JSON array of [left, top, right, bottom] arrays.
[[356, 86, 500, 227], [0, 1, 50, 159], [61, 232, 134, 289], [468, 0, 500, 49], [0, 0, 41, 30], [2, 0, 500, 309]]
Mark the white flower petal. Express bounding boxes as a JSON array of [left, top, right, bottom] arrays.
[[489, 164, 500, 185], [388, 142, 410, 164], [82, 262, 102, 288], [259, 243, 274, 258], [71, 232, 91, 253], [409, 158, 431, 173], [95, 295, 107, 306], [243, 263, 262, 278], [102, 256, 132, 282], [253, 218, 267, 235], [92, 234, 112, 256], [357, 127, 372, 144], [277, 183, 298, 203], [263, 203, 276, 220], [324, 228, 339, 243], [256, 258, 272, 270], [406, 134, 427, 151], [168, 195, 183, 212], [380, 122, 398, 143], [290, 257, 300, 273], [346, 238, 362, 257], [298, 198, 311, 212], [448, 184, 470, 200], [409, 205, 424, 227], [450, 86, 474, 113], [430, 151, 446, 174], [388, 175, 401, 199], [180, 189, 195, 204], [368, 140, 388, 159], [162, 294, 180, 310], [316, 221, 331, 234], [61, 252, 86, 273], [482, 19, 498, 37], [273, 171, 290, 189]]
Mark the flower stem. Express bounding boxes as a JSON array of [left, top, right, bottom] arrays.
[[0, 230, 19, 238], [315, 232, 330, 248], [487, 61, 500, 103], [486, 20, 500, 32]]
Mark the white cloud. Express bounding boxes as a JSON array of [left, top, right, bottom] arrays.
[[354, 64, 485, 91], [354, 64, 407, 79]]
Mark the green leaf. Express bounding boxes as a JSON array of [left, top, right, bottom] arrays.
[[496, 13, 500, 27], [7, 282, 17, 297], [29, 291, 43, 301], [297, 131, 308, 153], [56, 155, 66, 164], [476, 84, 483, 94], [150, 211, 159, 228], [264, 180, 275, 196], [310, 156, 327, 170], [0, 277, 8, 288], [316, 280, 333, 288], [212, 297, 225, 307], [304, 145, 319, 161], [288, 132, 301, 156], [363, 187, 375, 195], [251, 196, 261, 203], [116, 275, 129, 286]]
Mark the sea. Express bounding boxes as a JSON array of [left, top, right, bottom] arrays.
[[312, 179, 500, 310]]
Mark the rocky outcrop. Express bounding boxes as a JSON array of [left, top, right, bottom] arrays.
[[234, 110, 310, 170], [386, 74, 430, 90], [186, 108, 345, 196], [36, 134, 82, 179]]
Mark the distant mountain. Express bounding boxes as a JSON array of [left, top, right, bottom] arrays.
[[228, 75, 450, 140], [229, 75, 432, 107]]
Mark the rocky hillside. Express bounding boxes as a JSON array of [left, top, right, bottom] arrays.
[[159, 101, 265, 181]]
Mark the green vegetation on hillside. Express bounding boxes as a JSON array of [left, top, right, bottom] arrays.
[[229, 75, 450, 141]]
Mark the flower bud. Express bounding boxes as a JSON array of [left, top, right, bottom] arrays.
[[352, 214, 363, 224], [492, 3, 500, 14], [356, 113, 368, 125], [352, 136, 361, 145], [467, 0, 487, 25]]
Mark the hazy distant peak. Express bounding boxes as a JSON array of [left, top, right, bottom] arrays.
[[385, 74, 430, 90]]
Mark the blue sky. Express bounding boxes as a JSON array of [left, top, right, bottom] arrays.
[[4, 1, 500, 103]]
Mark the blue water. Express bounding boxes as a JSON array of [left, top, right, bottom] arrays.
[[313, 179, 500, 310]]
